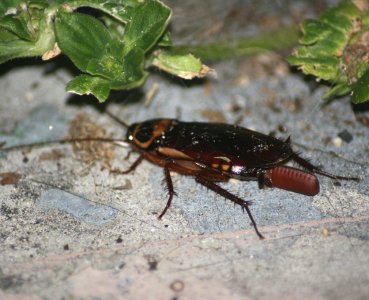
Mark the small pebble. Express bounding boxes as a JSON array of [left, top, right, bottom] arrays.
[[337, 130, 353, 143], [333, 137, 342, 147]]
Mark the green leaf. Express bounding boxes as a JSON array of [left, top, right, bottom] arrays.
[[0, 39, 33, 63], [322, 1, 361, 21], [123, 0, 171, 54], [110, 47, 148, 89], [54, 11, 112, 72], [300, 20, 332, 44], [0, 0, 23, 16], [157, 30, 172, 46], [86, 38, 125, 79], [99, 0, 141, 21], [289, 1, 369, 102], [0, 15, 35, 41], [0, 14, 55, 63], [57, 0, 142, 23], [351, 69, 369, 103], [152, 52, 213, 79], [0, 0, 207, 103], [290, 1, 361, 68], [300, 22, 347, 56], [323, 82, 350, 99], [28, 0, 49, 9], [362, 9, 369, 26], [66, 75, 110, 102], [0, 26, 19, 42], [287, 55, 341, 81]]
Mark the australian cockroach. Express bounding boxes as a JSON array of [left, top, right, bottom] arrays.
[[0, 112, 360, 239]]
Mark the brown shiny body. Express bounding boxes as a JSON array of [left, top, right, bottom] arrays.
[[123, 119, 359, 239], [130, 120, 293, 177]]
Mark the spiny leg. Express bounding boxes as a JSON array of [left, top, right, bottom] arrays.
[[111, 153, 145, 175], [291, 152, 360, 181], [157, 162, 232, 219], [256, 170, 270, 189], [195, 175, 264, 240], [158, 164, 177, 219]]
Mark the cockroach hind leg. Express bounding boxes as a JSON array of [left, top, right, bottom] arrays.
[[257, 170, 273, 189], [313, 169, 360, 182], [232, 199, 252, 210], [242, 200, 253, 207], [291, 152, 360, 181], [195, 175, 264, 239]]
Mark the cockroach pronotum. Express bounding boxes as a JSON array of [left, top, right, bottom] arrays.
[[0, 112, 360, 239]]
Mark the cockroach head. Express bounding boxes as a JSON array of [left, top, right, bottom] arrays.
[[126, 119, 173, 150]]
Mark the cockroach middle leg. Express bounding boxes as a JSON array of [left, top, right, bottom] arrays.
[[111, 153, 145, 175], [195, 175, 264, 240], [291, 152, 360, 181], [158, 164, 177, 220]]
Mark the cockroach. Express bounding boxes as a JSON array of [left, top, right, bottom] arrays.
[[0, 113, 360, 239]]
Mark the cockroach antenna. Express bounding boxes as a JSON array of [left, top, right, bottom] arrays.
[[105, 110, 129, 128], [0, 137, 130, 152], [0, 111, 132, 152]]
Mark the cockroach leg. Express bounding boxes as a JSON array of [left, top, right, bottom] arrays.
[[124, 150, 133, 160], [291, 152, 360, 181], [256, 170, 271, 189], [111, 153, 145, 175], [158, 164, 177, 220], [195, 175, 264, 240]]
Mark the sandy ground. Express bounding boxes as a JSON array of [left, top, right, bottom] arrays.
[[1, 1, 369, 299]]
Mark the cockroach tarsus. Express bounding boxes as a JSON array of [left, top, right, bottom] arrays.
[[0, 113, 360, 239]]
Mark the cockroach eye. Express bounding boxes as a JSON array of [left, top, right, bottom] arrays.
[[135, 126, 153, 143]]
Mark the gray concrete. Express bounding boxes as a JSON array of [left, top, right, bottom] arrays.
[[1, 1, 369, 299]]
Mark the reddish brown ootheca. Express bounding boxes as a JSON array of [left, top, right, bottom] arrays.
[[1, 113, 360, 239]]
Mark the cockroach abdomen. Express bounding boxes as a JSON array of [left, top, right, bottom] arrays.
[[265, 166, 320, 196]]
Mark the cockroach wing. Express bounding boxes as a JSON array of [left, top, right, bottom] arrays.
[[160, 122, 293, 170]]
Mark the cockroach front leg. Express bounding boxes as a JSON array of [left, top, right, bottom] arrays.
[[195, 175, 264, 240], [111, 153, 145, 175], [124, 150, 133, 160]]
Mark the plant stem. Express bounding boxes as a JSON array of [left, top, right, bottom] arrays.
[[170, 26, 300, 61]]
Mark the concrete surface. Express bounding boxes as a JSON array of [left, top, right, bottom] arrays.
[[1, 1, 369, 299]]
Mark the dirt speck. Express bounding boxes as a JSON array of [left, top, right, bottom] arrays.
[[0, 172, 21, 185], [38, 149, 65, 161], [196, 109, 226, 122], [68, 113, 115, 169]]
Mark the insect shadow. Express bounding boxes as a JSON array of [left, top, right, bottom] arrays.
[[1, 111, 360, 239]]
